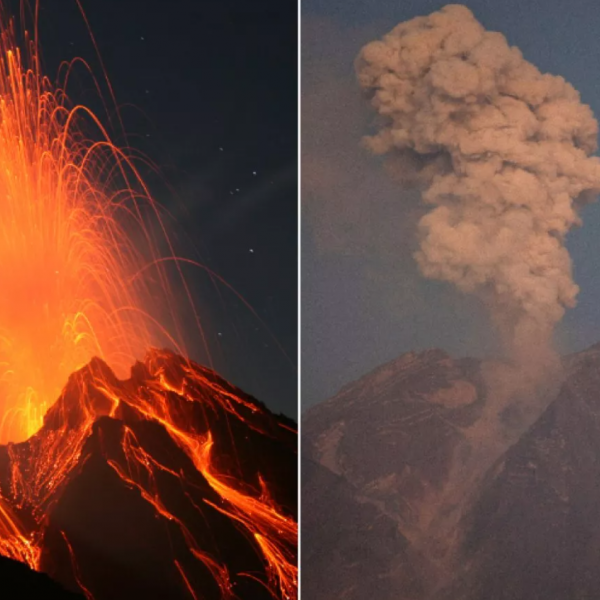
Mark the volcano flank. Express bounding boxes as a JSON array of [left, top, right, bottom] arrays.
[[302, 344, 600, 600], [0, 349, 297, 600]]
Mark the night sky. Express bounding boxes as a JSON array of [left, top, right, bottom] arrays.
[[303, 0, 600, 408], [27, 0, 297, 417]]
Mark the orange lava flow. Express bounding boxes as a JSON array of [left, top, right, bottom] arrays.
[[0, 5, 297, 600], [111, 355, 298, 599], [0, 494, 39, 567], [2, 351, 298, 599]]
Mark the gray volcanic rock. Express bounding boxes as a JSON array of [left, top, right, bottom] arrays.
[[302, 456, 427, 600], [302, 344, 600, 600], [443, 344, 600, 600]]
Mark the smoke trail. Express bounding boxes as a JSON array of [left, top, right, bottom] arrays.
[[356, 4, 600, 367]]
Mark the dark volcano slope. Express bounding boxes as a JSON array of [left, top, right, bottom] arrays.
[[0, 555, 82, 599], [302, 345, 600, 600]]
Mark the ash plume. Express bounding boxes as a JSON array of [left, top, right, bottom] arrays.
[[356, 4, 600, 369]]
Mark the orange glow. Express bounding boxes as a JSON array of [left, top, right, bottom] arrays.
[[0, 9, 172, 444]]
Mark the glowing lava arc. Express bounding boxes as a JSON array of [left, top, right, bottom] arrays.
[[0, 7, 182, 445]]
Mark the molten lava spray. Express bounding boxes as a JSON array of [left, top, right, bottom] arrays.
[[0, 12, 168, 444], [356, 4, 600, 369]]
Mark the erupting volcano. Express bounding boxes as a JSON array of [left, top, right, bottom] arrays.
[[0, 4, 297, 599]]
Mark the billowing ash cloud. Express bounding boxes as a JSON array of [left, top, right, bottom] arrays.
[[356, 4, 600, 363]]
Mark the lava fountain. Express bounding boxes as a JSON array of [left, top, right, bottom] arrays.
[[0, 10, 175, 444], [0, 4, 297, 600]]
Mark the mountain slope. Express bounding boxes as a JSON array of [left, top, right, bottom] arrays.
[[443, 345, 600, 600], [302, 345, 600, 599], [302, 456, 427, 600], [0, 555, 82, 599], [0, 348, 297, 600]]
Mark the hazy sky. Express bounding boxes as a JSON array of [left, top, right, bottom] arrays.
[[302, 0, 600, 408]]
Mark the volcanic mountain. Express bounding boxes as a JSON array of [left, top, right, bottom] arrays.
[[0, 348, 297, 600], [302, 344, 600, 600]]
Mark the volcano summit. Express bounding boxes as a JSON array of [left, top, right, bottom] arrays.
[[0, 349, 297, 600]]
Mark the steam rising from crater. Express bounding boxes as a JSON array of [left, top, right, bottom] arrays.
[[356, 4, 600, 367]]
